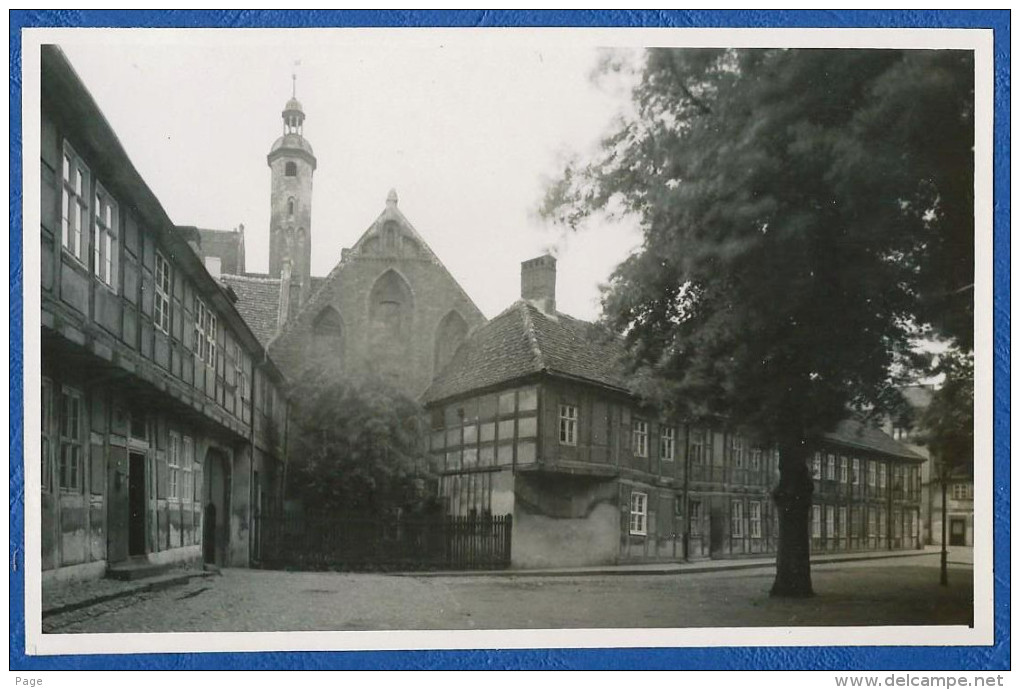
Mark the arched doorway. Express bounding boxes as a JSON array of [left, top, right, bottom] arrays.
[[203, 448, 230, 566]]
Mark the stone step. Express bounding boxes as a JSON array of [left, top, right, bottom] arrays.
[[106, 557, 174, 581]]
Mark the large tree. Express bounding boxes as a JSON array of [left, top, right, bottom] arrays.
[[285, 364, 431, 517], [543, 49, 974, 596]]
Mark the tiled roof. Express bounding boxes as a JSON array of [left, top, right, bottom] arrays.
[[221, 273, 280, 346], [424, 301, 629, 403], [823, 418, 925, 461]]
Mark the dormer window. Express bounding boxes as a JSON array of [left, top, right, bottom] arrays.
[[285, 161, 297, 177]]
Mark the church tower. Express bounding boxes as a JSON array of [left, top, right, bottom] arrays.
[[267, 78, 316, 317]]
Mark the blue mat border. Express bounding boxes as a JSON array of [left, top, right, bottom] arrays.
[[9, 9, 1010, 671]]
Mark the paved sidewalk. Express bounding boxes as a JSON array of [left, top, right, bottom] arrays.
[[42, 566, 215, 618], [404, 545, 967, 578], [41, 545, 971, 619]]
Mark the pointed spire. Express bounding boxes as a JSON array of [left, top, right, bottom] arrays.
[[386, 188, 399, 208]]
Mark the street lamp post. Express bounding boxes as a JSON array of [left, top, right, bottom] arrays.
[[939, 457, 949, 587]]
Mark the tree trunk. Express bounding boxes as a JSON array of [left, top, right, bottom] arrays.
[[770, 441, 815, 597]]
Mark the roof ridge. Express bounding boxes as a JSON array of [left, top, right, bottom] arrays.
[[221, 273, 280, 284], [517, 301, 546, 372]]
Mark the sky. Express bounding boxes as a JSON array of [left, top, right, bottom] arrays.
[[56, 30, 645, 321]]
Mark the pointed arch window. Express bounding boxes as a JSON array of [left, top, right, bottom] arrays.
[[311, 307, 343, 364], [434, 310, 469, 373]]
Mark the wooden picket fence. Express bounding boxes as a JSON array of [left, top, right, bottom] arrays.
[[254, 511, 512, 572]]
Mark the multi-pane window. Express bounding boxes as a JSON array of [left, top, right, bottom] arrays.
[[182, 436, 194, 503], [749, 501, 762, 539], [750, 448, 762, 471], [660, 426, 675, 462], [825, 505, 835, 538], [558, 404, 577, 446], [839, 506, 848, 538], [58, 388, 83, 491], [811, 505, 821, 538], [812, 452, 822, 480], [61, 144, 89, 262], [194, 298, 218, 366], [689, 428, 705, 464], [689, 499, 702, 523], [868, 508, 877, 538], [93, 184, 118, 290], [879, 463, 887, 490], [168, 433, 181, 500], [852, 457, 861, 485], [952, 483, 972, 500], [825, 453, 836, 481], [839, 456, 849, 484], [629, 491, 647, 536], [632, 419, 648, 458], [730, 435, 745, 468], [41, 380, 53, 492], [154, 252, 171, 334], [868, 461, 877, 488], [731, 500, 744, 538]]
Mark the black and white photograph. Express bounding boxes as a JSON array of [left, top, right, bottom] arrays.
[[20, 26, 993, 656]]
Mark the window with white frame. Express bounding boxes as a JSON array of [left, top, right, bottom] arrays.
[[879, 463, 887, 489], [825, 505, 835, 538], [632, 419, 648, 458], [730, 435, 745, 468], [731, 500, 744, 538], [812, 452, 822, 479], [825, 453, 836, 481], [952, 483, 971, 500], [168, 432, 181, 500], [61, 143, 89, 263], [558, 404, 577, 446], [154, 252, 171, 334], [58, 387, 83, 491], [868, 461, 876, 487], [839, 456, 849, 484], [749, 501, 762, 539], [750, 448, 762, 471], [868, 508, 877, 538], [629, 491, 647, 536], [182, 436, 194, 503], [93, 183, 118, 290], [878, 508, 887, 538], [41, 379, 53, 492], [660, 426, 675, 462], [194, 297, 217, 366], [811, 505, 821, 538], [689, 428, 705, 464], [839, 506, 848, 538], [852, 457, 860, 485]]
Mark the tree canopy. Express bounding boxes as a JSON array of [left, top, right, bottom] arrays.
[[542, 48, 975, 595], [285, 365, 431, 517]]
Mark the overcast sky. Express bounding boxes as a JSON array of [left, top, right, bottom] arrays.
[[56, 31, 644, 320]]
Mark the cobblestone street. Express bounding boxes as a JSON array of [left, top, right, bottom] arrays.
[[43, 553, 972, 633]]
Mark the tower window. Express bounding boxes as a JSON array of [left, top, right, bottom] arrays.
[[285, 162, 297, 177], [287, 198, 295, 217]]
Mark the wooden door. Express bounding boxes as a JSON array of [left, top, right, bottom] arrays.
[[128, 452, 147, 556], [106, 446, 129, 563]]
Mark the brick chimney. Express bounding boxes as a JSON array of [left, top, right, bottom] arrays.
[[521, 254, 556, 314]]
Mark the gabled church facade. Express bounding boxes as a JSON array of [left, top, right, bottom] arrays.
[[202, 92, 485, 397]]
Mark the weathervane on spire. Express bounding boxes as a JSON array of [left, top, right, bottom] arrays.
[[292, 59, 301, 98]]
